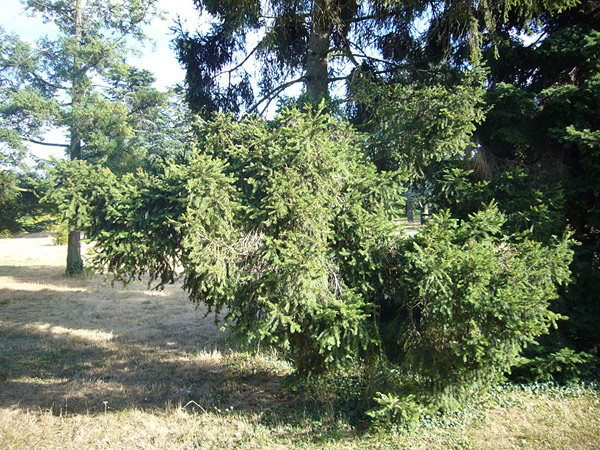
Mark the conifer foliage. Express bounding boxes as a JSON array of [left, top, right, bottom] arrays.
[[49, 106, 574, 402], [50, 107, 402, 374], [43, 0, 591, 423], [387, 206, 573, 396]]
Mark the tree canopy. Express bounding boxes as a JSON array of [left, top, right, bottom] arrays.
[[174, 0, 578, 116], [477, 0, 600, 356]]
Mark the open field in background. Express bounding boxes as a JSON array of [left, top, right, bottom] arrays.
[[0, 236, 599, 449]]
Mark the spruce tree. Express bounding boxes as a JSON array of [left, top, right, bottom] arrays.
[[174, 0, 576, 116], [478, 0, 600, 357], [0, 0, 160, 274]]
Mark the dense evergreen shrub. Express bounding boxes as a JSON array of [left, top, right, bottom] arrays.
[[382, 205, 573, 398], [48, 109, 576, 420], [49, 108, 403, 374]]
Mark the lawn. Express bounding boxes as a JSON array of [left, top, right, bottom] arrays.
[[0, 236, 598, 449]]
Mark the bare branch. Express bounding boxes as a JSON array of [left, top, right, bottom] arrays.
[[24, 138, 68, 148], [216, 43, 260, 77], [246, 76, 305, 116]]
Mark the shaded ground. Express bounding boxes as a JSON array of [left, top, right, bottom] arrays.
[[0, 237, 290, 417]]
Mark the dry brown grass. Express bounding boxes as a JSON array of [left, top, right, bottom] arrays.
[[401, 391, 600, 450], [466, 391, 600, 450], [0, 236, 233, 414], [1, 236, 599, 449]]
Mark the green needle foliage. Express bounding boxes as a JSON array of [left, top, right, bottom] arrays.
[[49, 106, 403, 375], [48, 106, 576, 424], [388, 205, 574, 394], [43, 0, 592, 427]]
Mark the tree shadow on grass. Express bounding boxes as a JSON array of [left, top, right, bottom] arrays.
[[0, 264, 154, 289], [0, 281, 299, 421], [0, 320, 293, 417], [0, 264, 353, 439], [0, 285, 220, 350], [0, 240, 367, 448], [0, 264, 71, 281]]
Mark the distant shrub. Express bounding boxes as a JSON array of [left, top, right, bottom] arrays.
[[51, 222, 68, 246]]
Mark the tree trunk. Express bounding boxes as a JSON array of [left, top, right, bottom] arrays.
[[70, 0, 84, 161], [406, 199, 414, 223], [66, 0, 85, 275], [305, 0, 333, 102], [66, 231, 83, 275], [420, 203, 429, 225]]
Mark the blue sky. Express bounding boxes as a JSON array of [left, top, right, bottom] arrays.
[[1, 0, 203, 89], [1, 0, 204, 160]]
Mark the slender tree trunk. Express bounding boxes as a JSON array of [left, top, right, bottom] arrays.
[[420, 202, 429, 225], [66, 125, 83, 275], [406, 199, 414, 223], [305, 0, 333, 102], [66, 0, 85, 276]]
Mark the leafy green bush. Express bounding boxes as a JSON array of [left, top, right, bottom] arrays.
[[429, 163, 598, 383], [1, 170, 53, 234], [431, 165, 567, 243], [366, 392, 426, 428]]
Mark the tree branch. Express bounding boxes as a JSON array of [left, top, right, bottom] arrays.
[[24, 138, 68, 148], [29, 70, 69, 91], [246, 76, 305, 116], [216, 43, 260, 77]]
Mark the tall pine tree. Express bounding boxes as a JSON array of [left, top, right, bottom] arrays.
[[0, 0, 160, 274]]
